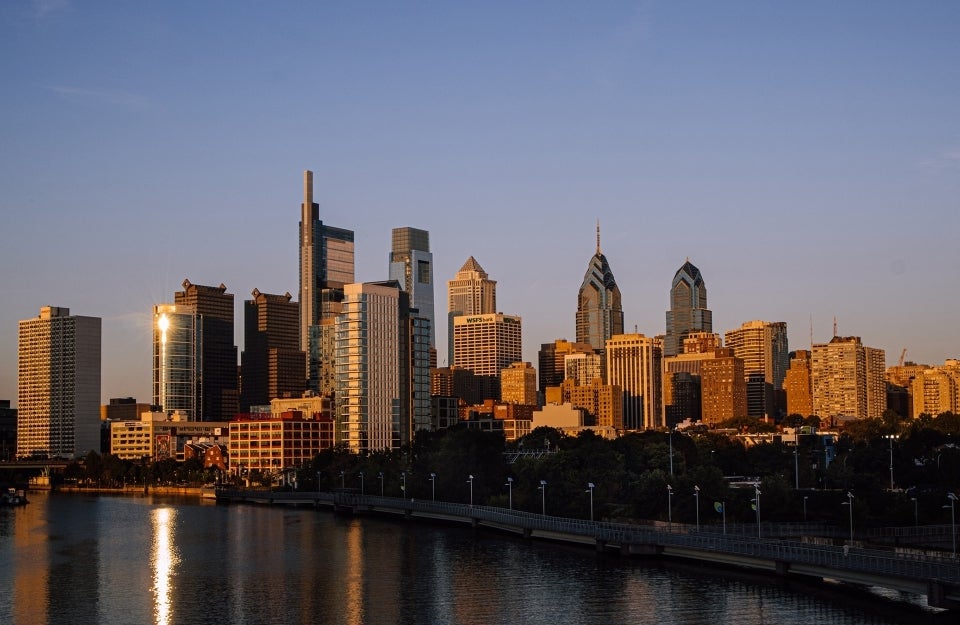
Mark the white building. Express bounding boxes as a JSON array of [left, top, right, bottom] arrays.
[[17, 306, 101, 458]]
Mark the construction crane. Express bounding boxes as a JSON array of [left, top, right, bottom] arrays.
[[898, 348, 907, 368]]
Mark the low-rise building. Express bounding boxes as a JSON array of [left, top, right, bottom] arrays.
[[229, 411, 333, 477]]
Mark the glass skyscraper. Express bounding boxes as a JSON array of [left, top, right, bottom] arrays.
[[664, 259, 713, 358], [576, 224, 623, 354]]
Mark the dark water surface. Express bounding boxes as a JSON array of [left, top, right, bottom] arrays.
[[0, 492, 946, 625]]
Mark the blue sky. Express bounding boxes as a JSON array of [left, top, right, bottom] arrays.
[[1, 1, 958, 405]]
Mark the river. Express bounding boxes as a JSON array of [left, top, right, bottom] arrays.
[[0, 491, 947, 625]]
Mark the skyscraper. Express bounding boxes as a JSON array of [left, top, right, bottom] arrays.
[[811, 336, 886, 419], [240, 290, 305, 411], [501, 362, 537, 405], [299, 170, 355, 390], [605, 333, 662, 430], [724, 320, 789, 420], [17, 306, 101, 458], [447, 256, 496, 365], [664, 259, 713, 358], [538, 339, 594, 399], [389, 227, 435, 349], [335, 281, 431, 451], [452, 313, 523, 400], [174, 280, 239, 421], [576, 224, 624, 354], [153, 303, 199, 418], [785, 350, 813, 417], [701, 349, 748, 425]]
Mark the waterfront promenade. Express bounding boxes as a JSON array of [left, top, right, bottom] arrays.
[[216, 488, 960, 611]]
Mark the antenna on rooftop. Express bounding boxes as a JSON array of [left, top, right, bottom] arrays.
[[833, 316, 838, 338]]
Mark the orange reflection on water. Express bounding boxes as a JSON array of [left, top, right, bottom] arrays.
[[151, 507, 179, 625]]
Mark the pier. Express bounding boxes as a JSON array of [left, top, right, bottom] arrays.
[[216, 489, 960, 610]]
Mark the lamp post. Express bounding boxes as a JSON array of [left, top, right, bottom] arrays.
[[753, 484, 762, 538], [467, 474, 474, 507], [378, 471, 384, 497], [429, 472, 436, 501], [794, 447, 799, 489], [667, 485, 673, 526], [948, 493, 957, 558], [586, 482, 595, 522], [884, 434, 898, 490], [401, 471, 406, 497], [505, 477, 513, 510], [803, 496, 808, 523], [694, 485, 700, 531], [539, 480, 547, 515], [316, 471, 321, 493], [358, 471, 364, 495], [843, 491, 854, 543], [669, 429, 674, 477], [340, 470, 345, 490], [911, 497, 918, 526]]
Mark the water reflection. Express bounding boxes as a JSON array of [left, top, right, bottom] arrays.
[[151, 507, 179, 625]]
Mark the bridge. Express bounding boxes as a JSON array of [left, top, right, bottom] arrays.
[[216, 489, 960, 611]]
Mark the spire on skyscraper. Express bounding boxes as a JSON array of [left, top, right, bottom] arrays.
[[576, 225, 624, 353]]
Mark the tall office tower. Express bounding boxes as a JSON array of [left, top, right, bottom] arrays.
[[240, 290, 306, 411], [389, 227, 435, 349], [335, 282, 429, 451], [664, 259, 713, 358], [811, 336, 886, 419], [605, 333, 662, 430], [910, 361, 960, 418], [564, 352, 603, 386], [701, 349, 747, 425], [153, 303, 201, 418], [724, 320, 789, 420], [17, 306, 101, 458], [336, 282, 403, 452], [538, 339, 594, 399], [784, 350, 813, 417], [576, 224, 624, 355], [174, 280, 239, 420], [447, 256, 496, 365], [501, 362, 537, 405], [299, 170, 355, 390], [452, 313, 522, 401]]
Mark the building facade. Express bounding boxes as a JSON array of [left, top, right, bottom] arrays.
[[784, 350, 813, 417], [299, 170, 355, 391], [17, 306, 101, 458], [605, 333, 662, 430], [701, 350, 747, 425], [452, 313, 523, 400], [447, 256, 496, 365], [909, 360, 960, 418], [664, 260, 713, 358], [240, 289, 305, 411], [538, 339, 594, 401], [229, 411, 334, 476], [500, 362, 537, 405], [389, 227, 435, 349], [811, 336, 886, 419], [173, 280, 239, 421], [724, 320, 789, 420], [575, 224, 624, 355]]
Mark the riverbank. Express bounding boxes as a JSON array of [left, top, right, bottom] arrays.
[[52, 485, 205, 497]]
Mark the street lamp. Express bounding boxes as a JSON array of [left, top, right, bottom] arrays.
[[669, 429, 674, 477], [793, 447, 799, 489], [586, 482, 595, 522], [753, 484, 762, 538], [911, 497, 918, 526], [948, 493, 957, 558], [401, 471, 406, 497], [358, 471, 364, 495], [316, 471, 321, 493], [467, 474, 474, 507], [539, 480, 547, 515], [667, 485, 673, 526], [694, 485, 700, 531], [339, 470, 345, 490], [884, 434, 899, 490], [842, 491, 854, 543], [505, 477, 513, 510], [429, 472, 436, 501], [378, 471, 384, 497], [803, 495, 808, 523]]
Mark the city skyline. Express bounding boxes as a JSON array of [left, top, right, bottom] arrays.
[[2, 3, 959, 405]]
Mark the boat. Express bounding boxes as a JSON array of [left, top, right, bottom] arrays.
[[1, 487, 28, 506]]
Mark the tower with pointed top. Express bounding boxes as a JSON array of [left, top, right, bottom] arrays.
[[664, 259, 713, 358], [446, 256, 497, 365], [576, 223, 624, 354], [299, 170, 355, 392]]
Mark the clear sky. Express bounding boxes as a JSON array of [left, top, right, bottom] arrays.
[[1, 1, 958, 406]]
